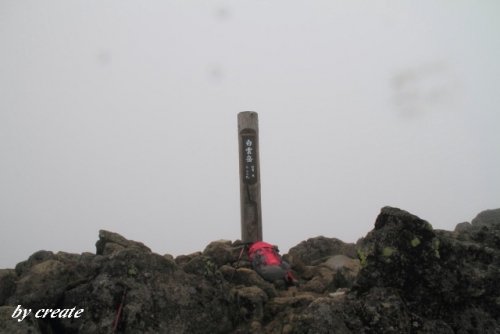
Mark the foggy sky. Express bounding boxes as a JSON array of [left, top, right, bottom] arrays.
[[1, 1, 499, 268]]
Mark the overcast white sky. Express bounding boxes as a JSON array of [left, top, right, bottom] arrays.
[[1, 1, 499, 268]]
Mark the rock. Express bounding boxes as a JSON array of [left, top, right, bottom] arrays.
[[419, 319, 454, 334], [222, 266, 277, 298], [455, 209, 500, 250], [300, 255, 359, 294], [95, 230, 151, 256], [301, 267, 334, 293], [163, 253, 174, 262], [0, 269, 16, 305], [60, 248, 231, 333], [175, 251, 202, 267], [471, 208, 500, 227], [8, 254, 96, 310], [323, 254, 357, 271], [356, 287, 412, 333], [14, 250, 56, 276], [287, 236, 357, 268], [231, 286, 268, 321], [203, 240, 238, 267], [454, 221, 471, 233], [0, 305, 42, 334], [355, 207, 500, 331], [322, 255, 361, 288], [265, 294, 316, 316], [355, 206, 442, 294], [290, 297, 352, 334]]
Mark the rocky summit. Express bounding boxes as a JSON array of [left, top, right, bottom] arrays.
[[1, 207, 499, 334]]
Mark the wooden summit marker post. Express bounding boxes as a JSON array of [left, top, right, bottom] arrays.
[[238, 111, 263, 243]]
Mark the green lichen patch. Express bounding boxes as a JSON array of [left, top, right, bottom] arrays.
[[432, 238, 441, 258], [383, 247, 396, 257], [411, 237, 421, 247], [128, 265, 138, 276], [357, 249, 368, 267]]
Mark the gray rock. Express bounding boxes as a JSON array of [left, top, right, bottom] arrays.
[[0, 305, 42, 334], [355, 207, 500, 332], [0, 269, 16, 305], [230, 286, 268, 321], [290, 297, 352, 334], [301, 267, 334, 293], [471, 208, 500, 227], [95, 230, 151, 255], [14, 250, 55, 276], [454, 221, 471, 233], [221, 266, 277, 298], [322, 255, 360, 289], [175, 251, 201, 267], [203, 240, 238, 267], [287, 236, 357, 268]]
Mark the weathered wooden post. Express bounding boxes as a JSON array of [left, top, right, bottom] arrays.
[[238, 111, 263, 243]]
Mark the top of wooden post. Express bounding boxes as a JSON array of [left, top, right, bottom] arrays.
[[238, 111, 259, 132]]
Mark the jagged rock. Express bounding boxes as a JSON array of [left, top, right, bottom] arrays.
[[0, 305, 41, 334], [287, 236, 357, 268], [220, 266, 277, 298], [355, 206, 441, 294], [471, 208, 500, 227], [299, 255, 360, 293], [290, 296, 352, 334], [300, 267, 334, 293], [8, 252, 97, 310], [265, 293, 316, 317], [356, 287, 413, 333], [231, 286, 268, 320], [14, 250, 56, 276], [60, 247, 231, 333], [174, 251, 202, 267], [203, 240, 239, 267], [289, 286, 418, 333], [454, 221, 472, 233], [322, 255, 361, 288], [95, 230, 151, 256], [0, 269, 16, 305], [455, 208, 500, 250], [355, 206, 500, 332], [183, 255, 217, 277], [323, 255, 359, 272], [262, 291, 317, 333]]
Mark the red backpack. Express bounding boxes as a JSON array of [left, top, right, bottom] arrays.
[[247, 241, 282, 267]]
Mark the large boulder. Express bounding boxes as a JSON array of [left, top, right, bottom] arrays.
[[8, 251, 97, 310], [59, 248, 233, 333], [355, 207, 500, 331], [355, 206, 442, 294]]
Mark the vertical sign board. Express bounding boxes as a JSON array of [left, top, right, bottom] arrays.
[[242, 131, 258, 185], [238, 112, 263, 243]]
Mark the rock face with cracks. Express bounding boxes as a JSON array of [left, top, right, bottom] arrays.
[[1, 207, 499, 333]]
